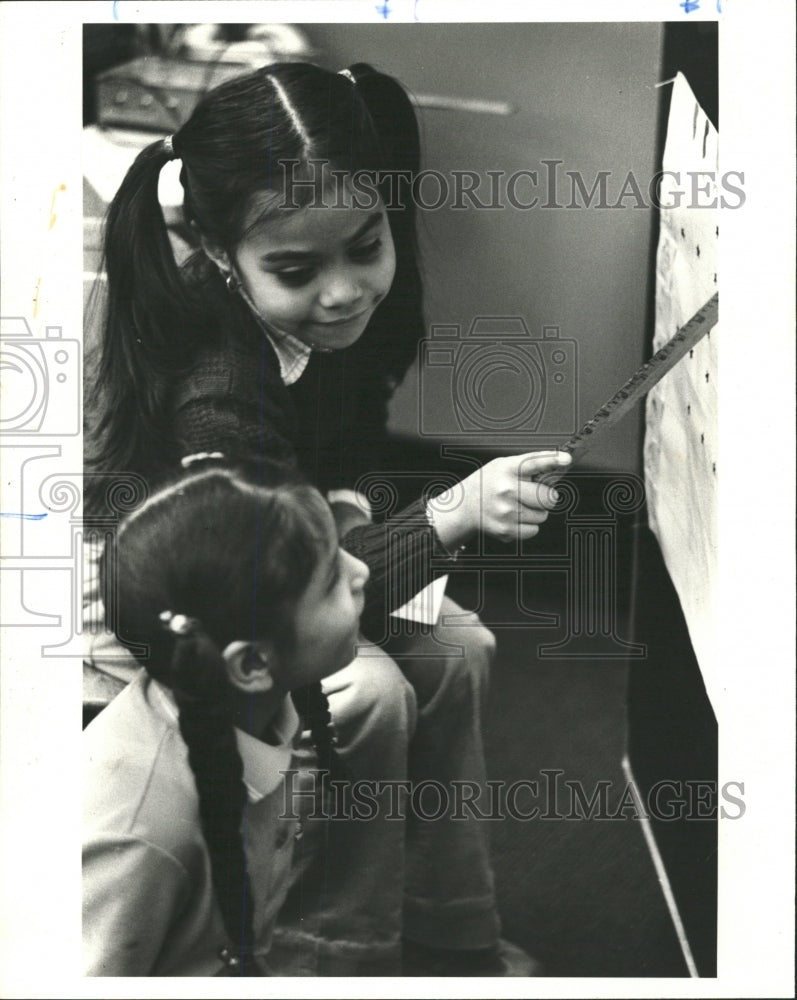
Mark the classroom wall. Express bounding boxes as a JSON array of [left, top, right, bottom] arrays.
[[303, 22, 665, 473]]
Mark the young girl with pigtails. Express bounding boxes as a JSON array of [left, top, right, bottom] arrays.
[[85, 60, 569, 975], [83, 463, 369, 975]]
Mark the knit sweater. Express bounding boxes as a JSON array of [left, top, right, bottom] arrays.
[[163, 262, 436, 640]]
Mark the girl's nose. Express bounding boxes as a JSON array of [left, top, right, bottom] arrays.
[[318, 267, 363, 310]]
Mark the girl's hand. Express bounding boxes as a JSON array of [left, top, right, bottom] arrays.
[[429, 450, 572, 548]]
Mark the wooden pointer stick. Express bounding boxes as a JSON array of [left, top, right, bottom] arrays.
[[557, 292, 719, 468]]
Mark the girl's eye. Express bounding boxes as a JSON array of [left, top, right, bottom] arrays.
[[326, 552, 342, 595], [350, 238, 382, 262], [266, 238, 382, 285], [270, 267, 316, 287]]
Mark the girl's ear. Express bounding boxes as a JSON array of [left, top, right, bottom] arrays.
[[222, 640, 276, 694], [200, 237, 232, 276]]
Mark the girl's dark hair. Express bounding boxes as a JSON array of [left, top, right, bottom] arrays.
[[105, 464, 336, 974], [86, 61, 423, 507]]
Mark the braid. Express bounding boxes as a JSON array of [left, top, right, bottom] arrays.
[[292, 681, 348, 783], [170, 628, 266, 976]]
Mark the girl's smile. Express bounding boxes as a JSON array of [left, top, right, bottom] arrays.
[[229, 192, 397, 351]]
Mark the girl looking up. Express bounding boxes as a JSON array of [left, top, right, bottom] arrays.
[[83, 464, 369, 976], [85, 61, 568, 975]]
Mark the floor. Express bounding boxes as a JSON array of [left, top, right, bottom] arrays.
[[428, 458, 695, 978], [477, 585, 688, 977]]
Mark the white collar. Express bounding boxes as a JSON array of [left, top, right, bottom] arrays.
[[149, 679, 300, 802], [234, 282, 312, 386], [266, 330, 313, 386]]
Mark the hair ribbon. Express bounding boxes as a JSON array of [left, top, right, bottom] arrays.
[[181, 452, 225, 469]]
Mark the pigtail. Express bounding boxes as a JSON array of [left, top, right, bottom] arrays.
[[346, 63, 421, 183], [343, 64, 425, 386], [168, 620, 267, 976], [86, 139, 192, 512], [292, 681, 348, 784]]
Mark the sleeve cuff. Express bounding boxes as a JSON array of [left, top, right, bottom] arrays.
[[389, 575, 449, 625]]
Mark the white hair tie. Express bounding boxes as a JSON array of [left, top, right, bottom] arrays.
[[181, 452, 225, 469], [159, 610, 199, 636]]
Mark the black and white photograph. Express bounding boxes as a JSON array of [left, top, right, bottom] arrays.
[[0, 3, 794, 997]]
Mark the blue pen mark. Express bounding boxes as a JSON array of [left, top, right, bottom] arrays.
[[681, 0, 724, 11], [0, 512, 48, 520], [112, 0, 119, 20], [375, 1, 392, 19]]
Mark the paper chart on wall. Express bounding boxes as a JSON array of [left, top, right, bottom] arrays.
[[644, 72, 719, 709]]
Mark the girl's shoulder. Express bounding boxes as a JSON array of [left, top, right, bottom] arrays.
[[172, 257, 283, 403], [170, 332, 285, 422], [83, 674, 202, 864]]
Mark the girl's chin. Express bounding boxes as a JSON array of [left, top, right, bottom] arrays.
[[337, 632, 361, 671], [302, 321, 369, 351]]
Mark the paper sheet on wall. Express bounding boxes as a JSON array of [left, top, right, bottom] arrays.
[[644, 73, 719, 709]]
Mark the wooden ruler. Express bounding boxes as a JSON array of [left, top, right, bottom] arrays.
[[561, 292, 719, 465]]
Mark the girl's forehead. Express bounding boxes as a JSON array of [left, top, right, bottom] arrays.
[[240, 186, 385, 250]]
